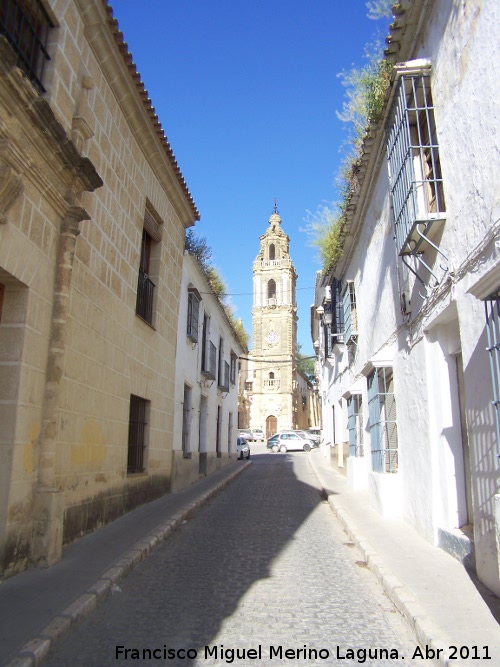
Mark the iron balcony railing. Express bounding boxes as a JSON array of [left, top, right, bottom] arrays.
[[136, 269, 155, 324], [0, 0, 54, 92]]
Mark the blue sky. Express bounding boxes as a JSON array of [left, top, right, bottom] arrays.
[[112, 1, 390, 354]]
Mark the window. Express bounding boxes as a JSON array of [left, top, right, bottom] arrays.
[[201, 314, 216, 379], [330, 278, 345, 344], [230, 352, 237, 385], [182, 384, 192, 458], [485, 290, 500, 449], [367, 368, 398, 473], [127, 395, 148, 474], [228, 412, 233, 453], [268, 279, 276, 305], [136, 229, 155, 324], [0, 0, 54, 93], [342, 281, 357, 342], [136, 207, 162, 325], [218, 336, 224, 387], [386, 69, 445, 257], [187, 289, 201, 342], [347, 394, 364, 457], [0, 283, 4, 323], [269, 244, 276, 261]]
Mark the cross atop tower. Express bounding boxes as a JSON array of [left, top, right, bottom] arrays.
[[273, 198, 279, 214]]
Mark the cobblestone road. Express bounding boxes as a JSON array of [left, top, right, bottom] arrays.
[[44, 447, 426, 667]]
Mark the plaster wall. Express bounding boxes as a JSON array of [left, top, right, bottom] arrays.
[[315, 0, 500, 594], [172, 254, 242, 492]]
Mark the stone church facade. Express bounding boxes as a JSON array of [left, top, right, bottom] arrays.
[[248, 208, 315, 438]]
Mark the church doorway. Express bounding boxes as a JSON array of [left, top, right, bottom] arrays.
[[266, 415, 277, 439]]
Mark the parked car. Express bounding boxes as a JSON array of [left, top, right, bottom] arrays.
[[236, 437, 251, 460], [248, 428, 265, 442], [280, 430, 320, 447], [306, 428, 322, 444], [237, 429, 252, 440], [266, 431, 315, 453]]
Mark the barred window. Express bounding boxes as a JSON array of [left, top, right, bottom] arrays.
[[182, 384, 192, 458], [0, 0, 54, 93], [368, 367, 398, 473], [187, 289, 201, 342], [136, 229, 155, 324], [342, 281, 358, 342], [127, 395, 148, 474], [485, 290, 500, 450], [386, 71, 445, 257], [347, 394, 364, 457], [230, 352, 237, 385]]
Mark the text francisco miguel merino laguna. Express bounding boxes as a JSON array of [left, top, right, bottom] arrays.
[[115, 643, 467, 663]]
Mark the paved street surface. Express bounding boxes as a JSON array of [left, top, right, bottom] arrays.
[[43, 446, 426, 666]]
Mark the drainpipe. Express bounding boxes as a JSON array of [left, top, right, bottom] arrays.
[[31, 205, 90, 568]]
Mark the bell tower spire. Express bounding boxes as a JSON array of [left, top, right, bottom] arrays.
[[249, 205, 298, 436]]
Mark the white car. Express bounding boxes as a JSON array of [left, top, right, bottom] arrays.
[[268, 431, 315, 453], [236, 437, 251, 460], [248, 428, 265, 442]]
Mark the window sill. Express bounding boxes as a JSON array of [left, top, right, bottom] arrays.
[[135, 313, 156, 330]]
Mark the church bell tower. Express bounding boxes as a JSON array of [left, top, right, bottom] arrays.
[[249, 204, 298, 437]]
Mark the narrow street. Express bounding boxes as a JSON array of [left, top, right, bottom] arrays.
[[44, 446, 425, 667]]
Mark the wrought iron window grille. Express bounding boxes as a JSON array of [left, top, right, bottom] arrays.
[[0, 0, 54, 93], [485, 290, 500, 457], [386, 69, 448, 294], [127, 395, 148, 474], [368, 367, 398, 473]]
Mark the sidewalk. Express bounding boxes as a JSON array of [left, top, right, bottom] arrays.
[[0, 461, 251, 667], [308, 448, 500, 667]]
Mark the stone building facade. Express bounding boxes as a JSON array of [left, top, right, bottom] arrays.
[[172, 252, 244, 491], [312, 0, 500, 596], [0, 0, 198, 577], [248, 207, 316, 437]]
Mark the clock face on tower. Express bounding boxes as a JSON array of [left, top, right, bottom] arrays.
[[266, 330, 279, 346]]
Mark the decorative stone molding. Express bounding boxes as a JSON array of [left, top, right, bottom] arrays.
[[0, 163, 23, 224], [0, 137, 31, 224]]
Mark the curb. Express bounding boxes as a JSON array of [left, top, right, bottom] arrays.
[[307, 454, 470, 667], [6, 461, 251, 667]]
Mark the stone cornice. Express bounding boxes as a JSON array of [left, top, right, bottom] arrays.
[[75, 0, 199, 227]]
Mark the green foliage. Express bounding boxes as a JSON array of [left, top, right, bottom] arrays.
[[205, 266, 227, 303], [185, 229, 212, 271], [336, 42, 392, 135], [305, 204, 346, 275], [307, 11, 393, 275], [296, 343, 315, 379], [185, 230, 249, 351]]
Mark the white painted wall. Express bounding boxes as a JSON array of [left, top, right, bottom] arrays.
[[313, 0, 500, 595]]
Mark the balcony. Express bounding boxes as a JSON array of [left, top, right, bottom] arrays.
[[263, 379, 280, 391]]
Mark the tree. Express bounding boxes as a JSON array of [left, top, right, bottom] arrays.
[[297, 343, 315, 380]]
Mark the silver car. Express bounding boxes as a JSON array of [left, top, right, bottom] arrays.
[[269, 431, 315, 453]]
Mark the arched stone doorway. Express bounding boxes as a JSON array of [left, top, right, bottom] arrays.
[[266, 415, 277, 439]]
